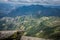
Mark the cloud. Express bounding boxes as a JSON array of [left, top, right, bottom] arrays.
[[0, 0, 8, 2], [0, 0, 60, 5]]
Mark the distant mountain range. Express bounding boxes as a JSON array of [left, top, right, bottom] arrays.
[[0, 3, 60, 18]]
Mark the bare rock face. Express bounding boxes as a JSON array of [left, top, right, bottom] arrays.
[[21, 36, 53, 40], [0, 30, 24, 40], [0, 31, 17, 39]]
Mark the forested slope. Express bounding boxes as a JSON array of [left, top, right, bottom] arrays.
[[0, 16, 60, 39]]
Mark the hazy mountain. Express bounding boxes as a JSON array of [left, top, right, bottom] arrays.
[[8, 5, 60, 17], [0, 3, 60, 17], [0, 3, 14, 18]]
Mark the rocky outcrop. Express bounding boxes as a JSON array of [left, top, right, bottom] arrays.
[[0, 30, 24, 40]]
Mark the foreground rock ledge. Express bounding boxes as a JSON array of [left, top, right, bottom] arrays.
[[0, 30, 24, 40]]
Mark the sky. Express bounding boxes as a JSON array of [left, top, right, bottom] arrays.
[[0, 0, 60, 5]]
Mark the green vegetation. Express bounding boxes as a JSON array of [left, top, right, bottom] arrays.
[[0, 15, 60, 39]]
